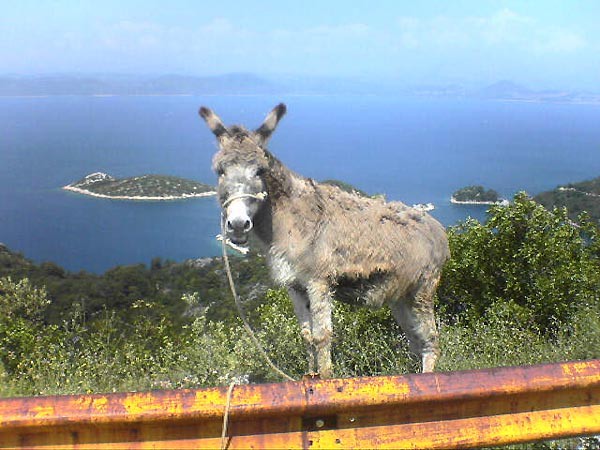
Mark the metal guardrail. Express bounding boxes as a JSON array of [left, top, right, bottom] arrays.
[[0, 359, 598, 449]]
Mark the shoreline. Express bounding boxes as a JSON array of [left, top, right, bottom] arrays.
[[63, 185, 217, 201], [450, 197, 508, 206]]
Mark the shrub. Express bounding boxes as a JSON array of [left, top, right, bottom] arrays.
[[332, 301, 414, 376], [439, 193, 600, 333], [0, 278, 56, 377]]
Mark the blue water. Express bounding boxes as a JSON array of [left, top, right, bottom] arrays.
[[2, 95, 600, 273]]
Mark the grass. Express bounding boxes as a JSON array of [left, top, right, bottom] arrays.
[[1, 285, 598, 397], [0, 282, 598, 449]]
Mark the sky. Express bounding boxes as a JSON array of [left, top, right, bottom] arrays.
[[2, 0, 600, 89]]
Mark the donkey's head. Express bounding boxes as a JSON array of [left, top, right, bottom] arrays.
[[199, 103, 286, 245]]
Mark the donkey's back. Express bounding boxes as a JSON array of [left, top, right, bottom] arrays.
[[272, 182, 449, 293]]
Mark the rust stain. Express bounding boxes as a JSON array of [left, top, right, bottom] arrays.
[[89, 396, 109, 415], [0, 359, 598, 449], [121, 391, 183, 418], [27, 403, 56, 420], [562, 360, 596, 377]]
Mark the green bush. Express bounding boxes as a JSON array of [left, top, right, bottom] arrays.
[[231, 289, 306, 382], [241, 289, 415, 380], [332, 301, 414, 376], [439, 193, 600, 332], [0, 278, 56, 377]]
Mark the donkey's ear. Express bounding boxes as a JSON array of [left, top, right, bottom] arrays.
[[199, 106, 229, 138], [255, 103, 286, 143]]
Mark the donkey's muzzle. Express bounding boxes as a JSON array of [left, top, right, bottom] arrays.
[[226, 217, 253, 234], [226, 216, 253, 244], [223, 195, 261, 245]]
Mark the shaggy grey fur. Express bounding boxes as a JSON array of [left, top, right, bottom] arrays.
[[200, 104, 450, 377]]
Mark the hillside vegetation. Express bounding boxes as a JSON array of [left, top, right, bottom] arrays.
[[535, 176, 600, 223], [1, 193, 599, 402]]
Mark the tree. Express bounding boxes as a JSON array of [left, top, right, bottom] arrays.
[[438, 193, 600, 332], [0, 278, 55, 374]]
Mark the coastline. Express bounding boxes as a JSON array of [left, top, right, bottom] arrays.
[[63, 185, 217, 201], [450, 197, 508, 206]]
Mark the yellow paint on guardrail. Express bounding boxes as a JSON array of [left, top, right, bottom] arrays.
[[0, 359, 598, 449]]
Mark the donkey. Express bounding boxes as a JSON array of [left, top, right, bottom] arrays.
[[199, 103, 450, 377]]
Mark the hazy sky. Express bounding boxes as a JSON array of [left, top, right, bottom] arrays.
[[2, 0, 600, 89]]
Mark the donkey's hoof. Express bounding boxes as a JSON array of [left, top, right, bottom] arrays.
[[302, 372, 321, 381]]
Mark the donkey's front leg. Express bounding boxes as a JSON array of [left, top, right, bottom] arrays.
[[307, 281, 334, 378], [288, 286, 316, 374]]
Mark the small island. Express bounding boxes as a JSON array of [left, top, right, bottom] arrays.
[[63, 172, 216, 200], [451, 185, 507, 205]]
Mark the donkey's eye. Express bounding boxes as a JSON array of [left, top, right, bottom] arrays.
[[216, 168, 225, 177], [256, 167, 266, 176]]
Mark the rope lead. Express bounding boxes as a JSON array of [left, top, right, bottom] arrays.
[[219, 215, 295, 383], [220, 381, 236, 450]]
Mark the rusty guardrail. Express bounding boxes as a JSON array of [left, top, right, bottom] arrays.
[[0, 359, 598, 449]]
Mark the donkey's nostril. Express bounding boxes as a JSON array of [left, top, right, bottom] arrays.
[[243, 219, 252, 231]]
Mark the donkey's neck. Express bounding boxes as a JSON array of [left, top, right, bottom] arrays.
[[263, 155, 300, 202], [252, 156, 295, 247], [254, 158, 323, 253]]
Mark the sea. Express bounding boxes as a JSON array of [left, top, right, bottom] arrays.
[[1, 94, 600, 273]]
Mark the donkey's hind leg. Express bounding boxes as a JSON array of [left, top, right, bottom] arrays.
[[389, 277, 440, 373]]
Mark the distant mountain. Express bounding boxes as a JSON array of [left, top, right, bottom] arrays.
[[0, 75, 111, 96], [479, 80, 533, 99], [0, 73, 395, 96], [0, 73, 284, 96], [140, 73, 277, 95], [476, 80, 600, 104], [2, 74, 600, 102], [402, 84, 468, 98]]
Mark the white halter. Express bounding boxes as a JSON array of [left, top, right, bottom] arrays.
[[221, 191, 268, 209]]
